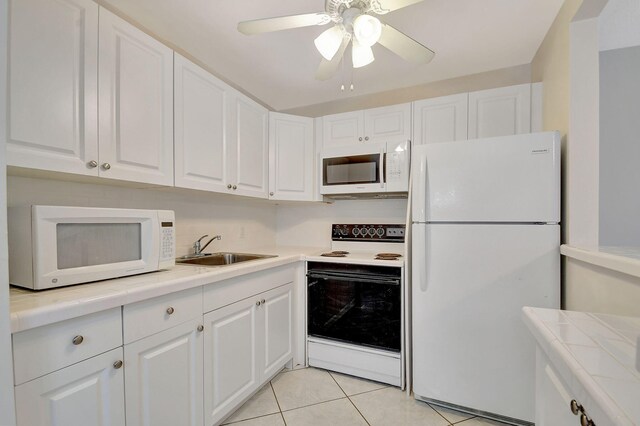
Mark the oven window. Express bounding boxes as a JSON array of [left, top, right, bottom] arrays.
[[307, 268, 401, 352], [323, 153, 380, 185], [56, 223, 142, 269]]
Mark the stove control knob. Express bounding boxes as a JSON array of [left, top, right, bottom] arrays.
[[340, 228, 350, 236], [353, 228, 360, 236], [368, 228, 376, 236], [377, 228, 385, 237]]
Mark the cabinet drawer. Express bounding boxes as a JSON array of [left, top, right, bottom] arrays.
[[123, 286, 202, 344], [203, 265, 295, 313], [13, 307, 122, 385]]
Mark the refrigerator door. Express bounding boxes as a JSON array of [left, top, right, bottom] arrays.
[[412, 223, 560, 422], [412, 132, 560, 223]]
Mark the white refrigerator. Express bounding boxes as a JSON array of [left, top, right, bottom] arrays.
[[411, 132, 561, 424]]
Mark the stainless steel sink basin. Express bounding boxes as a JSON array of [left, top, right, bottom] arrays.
[[176, 252, 277, 266]]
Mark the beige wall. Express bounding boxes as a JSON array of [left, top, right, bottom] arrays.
[[283, 64, 532, 117]]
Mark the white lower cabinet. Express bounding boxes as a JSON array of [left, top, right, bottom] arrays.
[[15, 348, 125, 426], [204, 283, 293, 426], [124, 319, 204, 426]]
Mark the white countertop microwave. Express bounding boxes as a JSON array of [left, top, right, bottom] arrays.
[[320, 140, 410, 196], [8, 206, 175, 290]]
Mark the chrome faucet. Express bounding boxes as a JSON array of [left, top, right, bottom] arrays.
[[193, 234, 221, 256]]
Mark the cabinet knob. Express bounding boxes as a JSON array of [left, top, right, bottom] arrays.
[[72, 335, 84, 345], [113, 360, 123, 369], [166, 307, 175, 315], [256, 301, 261, 306], [197, 324, 204, 332], [365, 136, 369, 141], [87, 160, 98, 168], [270, 192, 274, 196], [232, 185, 237, 190], [102, 162, 111, 170], [580, 413, 594, 426], [227, 184, 232, 189], [358, 137, 363, 142], [261, 299, 265, 305], [570, 400, 583, 415]]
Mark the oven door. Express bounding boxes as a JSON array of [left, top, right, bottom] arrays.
[[307, 268, 401, 352], [320, 144, 385, 194]]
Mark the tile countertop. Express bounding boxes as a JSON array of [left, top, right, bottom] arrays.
[[522, 307, 640, 425], [9, 246, 320, 334]]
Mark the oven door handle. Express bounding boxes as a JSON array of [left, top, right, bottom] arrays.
[[306, 272, 400, 286]]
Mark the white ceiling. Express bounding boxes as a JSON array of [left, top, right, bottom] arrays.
[[101, 0, 564, 111]]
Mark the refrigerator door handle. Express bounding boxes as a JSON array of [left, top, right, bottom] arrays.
[[412, 153, 428, 221], [414, 226, 428, 292]]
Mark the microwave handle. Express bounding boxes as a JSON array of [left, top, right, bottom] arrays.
[[380, 147, 385, 188]]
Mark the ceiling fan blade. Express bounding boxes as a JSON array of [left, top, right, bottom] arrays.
[[374, 0, 425, 13], [315, 35, 350, 81], [377, 23, 434, 64], [238, 12, 331, 35]]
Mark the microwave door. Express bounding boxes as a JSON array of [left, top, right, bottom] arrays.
[[320, 148, 385, 194]]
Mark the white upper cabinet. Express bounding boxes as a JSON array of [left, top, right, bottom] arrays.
[[98, 8, 174, 185], [268, 112, 314, 201], [322, 103, 411, 147], [468, 83, 531, 139], [227, 92, 269, 198], [413, 94, 468, 145], [7, 0, 99, 175], [174, 53, 228, 193], [363, 103, 412, 143], [322, 111, 365, 147]]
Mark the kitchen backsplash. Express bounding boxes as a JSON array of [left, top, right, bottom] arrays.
[[7, 176, 278, 257], [7, 176, 409, 254]]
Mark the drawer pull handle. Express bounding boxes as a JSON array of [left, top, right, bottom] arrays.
[[197, 324, 204, 332], [570, 400, 582, 415], [72, 335, 84, 345], [113, 360, 123, 369], [166, 307, 175, 315]]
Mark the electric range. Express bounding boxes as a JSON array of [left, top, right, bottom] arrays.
[[306, 224, 406, 387]]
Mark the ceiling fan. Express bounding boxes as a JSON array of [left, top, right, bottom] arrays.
[[237, 0, 435, 80]]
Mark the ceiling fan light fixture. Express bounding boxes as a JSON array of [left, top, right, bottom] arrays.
[[353, 14, 382, 47], [314, 25, 344, 60], [352, 39, 374, 68]]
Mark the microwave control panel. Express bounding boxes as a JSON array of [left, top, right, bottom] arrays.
[[158, 210, 176, 264]]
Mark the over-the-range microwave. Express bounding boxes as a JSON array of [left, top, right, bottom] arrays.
[[320, 140, 410, 198], [8, 205, 175, 290]]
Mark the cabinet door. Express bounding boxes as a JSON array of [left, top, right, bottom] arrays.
[[227, 92, 269, 198], [7, 0, 99, 175], [468, 84, 531, 139], [413, 94, 468, 145], [125, 319, 203, 426], [98, 8, 174, 185], [363, 103, 411, 143], [535, 349, 579, 426], [259, 284, 293, 380], [15, 348, 125, 426], [268, 112, 314, 201], [203, 297, 259, 426], [174, 53, 229, 193], [322, 111, 365, 147]]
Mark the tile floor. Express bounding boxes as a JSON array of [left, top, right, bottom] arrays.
[[221, 367, 513, 426]]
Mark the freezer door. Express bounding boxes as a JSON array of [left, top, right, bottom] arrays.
[[411, 132, 560, 223], [411, 223, 560, 422]]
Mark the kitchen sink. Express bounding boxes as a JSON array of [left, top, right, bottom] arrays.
[[176, 252, 277, 266]]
